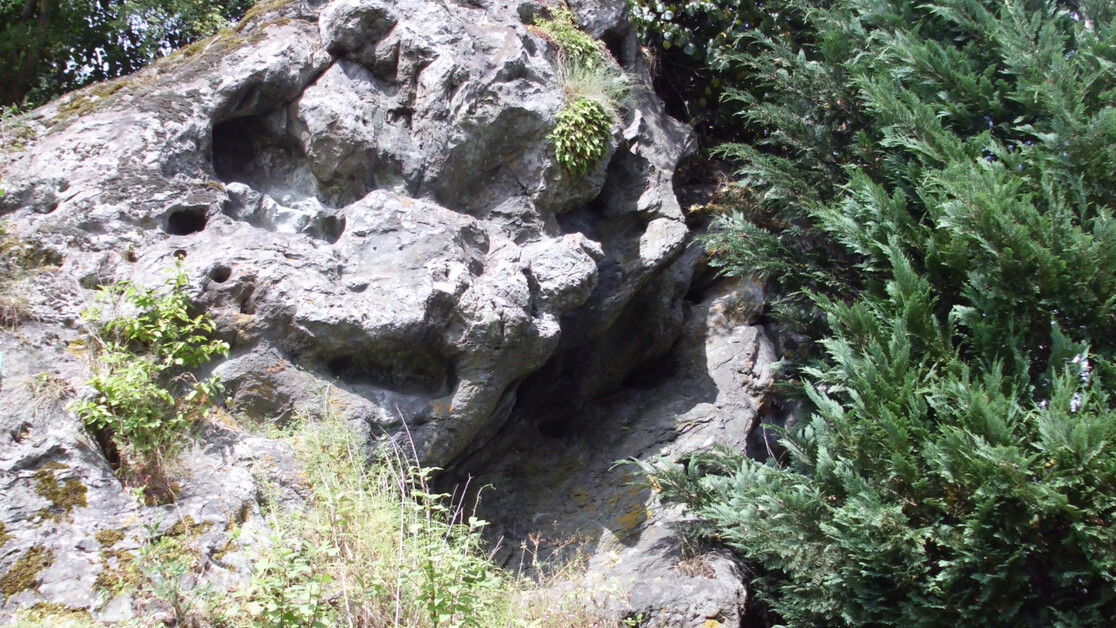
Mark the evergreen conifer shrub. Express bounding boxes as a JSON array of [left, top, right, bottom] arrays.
[[643, 0, 1116, 624]]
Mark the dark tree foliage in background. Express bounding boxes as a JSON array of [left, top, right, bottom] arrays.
[[0, 0, 254, 108], [629, 0, 804, 141], [643, 0, 1116, 624]]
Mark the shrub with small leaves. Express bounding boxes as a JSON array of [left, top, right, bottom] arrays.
[[550, 97, 613, 176], [72, 261, 228, 472], [628, 0, 796, 138], [642, 0, 1116, 625]]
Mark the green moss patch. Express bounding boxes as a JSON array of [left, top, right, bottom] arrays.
[[14, 602, 94, 627], [34, 463, 87, 521], [94, 549, 140, 596], [165, 515, 212, 539], [94, 529, 125, 548], [0, 547, 53, 601]]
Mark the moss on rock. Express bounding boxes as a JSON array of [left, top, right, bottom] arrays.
[[94, 529, 124, 548], [165, 515, 211, 538], [94, 548, 140, 596], [0, 546, 53, 601], [34, 463, 87, 521]]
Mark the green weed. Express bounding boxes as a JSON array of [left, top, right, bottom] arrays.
[[71, 260, 228, 478], [535, 4, 629, 176]]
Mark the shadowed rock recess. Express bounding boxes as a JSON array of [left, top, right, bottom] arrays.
[[0, 0, 774, 624]]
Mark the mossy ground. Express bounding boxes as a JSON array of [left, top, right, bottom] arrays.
[[10, 602, 95, 627]]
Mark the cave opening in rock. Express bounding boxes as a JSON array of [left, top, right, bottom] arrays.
[[319, 214, 347, 244], [165, 207, 208, 235], [211, 116, 260, 184], [209, 265, 232, 283], [326, 349, 456, 397], [602, 30, 631, 68]]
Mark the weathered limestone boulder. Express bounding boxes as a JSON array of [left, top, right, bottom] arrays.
[[0, 0, 773, 623]]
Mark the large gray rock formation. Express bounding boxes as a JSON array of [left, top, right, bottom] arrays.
[[451, 275, 775, 627], [0, 0, 772, 624]]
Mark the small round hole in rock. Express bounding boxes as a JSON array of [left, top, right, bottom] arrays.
[[166, 208, 208, 235], [209, 265, 232, 283]]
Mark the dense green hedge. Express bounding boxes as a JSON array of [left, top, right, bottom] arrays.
[[646, 0, 1116, 624]]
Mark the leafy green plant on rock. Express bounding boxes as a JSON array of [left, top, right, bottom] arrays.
[[535, 5, 630, 176], [531, 6, 608, 69], [72, 261, 228, 479], [551, 98, 614, 177]]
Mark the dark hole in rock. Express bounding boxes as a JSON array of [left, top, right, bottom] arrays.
[[602, 30, 630, 68], [650, 70, 688, 124], [327, 349, 455, 397], [211, 117, 259, 183], [619, 353, 679, 391], [238, 284, 256, 314], [209, 265, 232, 283], [173, 249, 188, 259], [536, 418, 571, 439], [89, 423, 122, 473], [320, 214, 346, 244], [166, 208, 207, 235]]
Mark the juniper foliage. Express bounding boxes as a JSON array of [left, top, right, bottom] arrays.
[[647, 0, 1116, 624]]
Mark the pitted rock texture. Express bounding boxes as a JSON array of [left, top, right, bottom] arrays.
[[0, 0, 762, 623]]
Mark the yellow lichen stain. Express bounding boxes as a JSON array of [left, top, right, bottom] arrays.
[[614, 505, 649, 537], [569, 489, 591, 507], [702, 620, 725, 628]]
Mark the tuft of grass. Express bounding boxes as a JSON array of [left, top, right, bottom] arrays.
[[0, 221, 61, 329], [1, 104, 36, 154], [7, 395, 614, 626], [0, 289, 32, 328], [22, 372, 74, 417], [557, 60, 632, 120], [214, 400, 616, 627], [530, 6, 607, 69]]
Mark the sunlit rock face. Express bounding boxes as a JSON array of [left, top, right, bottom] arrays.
[[0, 0, 770, 624], [1, 0, 692, 466]]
